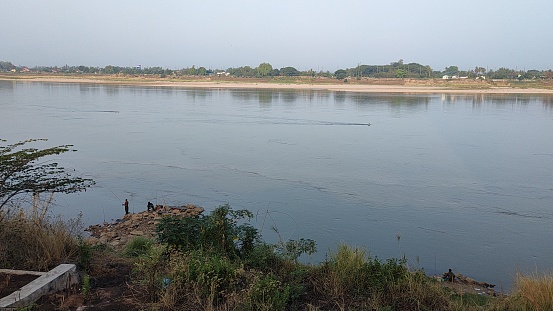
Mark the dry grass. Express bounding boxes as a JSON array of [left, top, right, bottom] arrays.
[[509, 271, 553, 310], [0, 206, 82, 271]]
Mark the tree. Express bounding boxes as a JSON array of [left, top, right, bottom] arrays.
[[0, 139, 95, 209], [0, 61, 15, 71], [444, 66, 459, 76], [256, 63, 273, 77], [197, 67, 208, 76], [425, 65, 432, 78], [334, 69, 347, 80], [279, 66, 299, 76], [395, 69, 407, 78]]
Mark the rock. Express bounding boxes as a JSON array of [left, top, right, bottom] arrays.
[[130, 230, 144, 236], [86, 237, 100, 245], [110, 240, 121, 247], [86, 203, 204, 249]]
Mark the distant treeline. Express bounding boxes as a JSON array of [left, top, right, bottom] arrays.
[[1, 60, 552, 80]]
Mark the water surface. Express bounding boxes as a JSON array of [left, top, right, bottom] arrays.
[[2, 80, 553, 290]]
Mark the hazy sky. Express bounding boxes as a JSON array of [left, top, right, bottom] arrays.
[[2, 0, 552, 71]]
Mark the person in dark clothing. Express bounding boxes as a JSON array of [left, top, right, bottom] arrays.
[[444, 269, 455, 282], [147, 201, 154, 211], [123, 199, 129, 215]]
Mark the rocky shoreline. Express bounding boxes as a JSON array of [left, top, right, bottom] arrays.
[[85, 203, 500, 297], [85, 204, 204, 248]]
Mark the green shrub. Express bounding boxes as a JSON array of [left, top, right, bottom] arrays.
[[245, 274, 290, 311], [131, 244, 166, 301], [185, 250, 238, 304], [82, 274, 91, 301], [124, 236, 154, 257], [275, 238, 316, 262], [156, 204, 257, 258]]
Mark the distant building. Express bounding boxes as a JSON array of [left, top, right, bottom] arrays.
[[442, 75, 450, 79]]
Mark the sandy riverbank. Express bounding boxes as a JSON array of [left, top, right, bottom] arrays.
[[2, 74, 553, 94]]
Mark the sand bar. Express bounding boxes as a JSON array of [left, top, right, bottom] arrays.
[[2, 75, 553, 94]]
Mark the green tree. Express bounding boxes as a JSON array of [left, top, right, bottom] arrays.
[[334, 69, 347, 80], [103, 65, 115, 74], [395, 69, 407, 78], [425, 65, 432, 78], [0, 139, 95, 209], [256, 63, 273, 77], [0, 61, 15, 71], [197, 67, 207, 75], [474, 66, 487, 76], [444, 66, 459, 76], [280, 67, 299, 76], [187, 66, 197, 75]]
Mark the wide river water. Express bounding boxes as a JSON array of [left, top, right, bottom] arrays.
[[1, 80, 553, 290]]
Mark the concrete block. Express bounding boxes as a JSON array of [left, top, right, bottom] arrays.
[[0, 264, 79, 310]]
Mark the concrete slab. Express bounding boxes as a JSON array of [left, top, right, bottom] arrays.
[[0, 264, 79, 310]]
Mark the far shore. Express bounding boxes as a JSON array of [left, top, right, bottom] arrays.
[[2, 74, 553, 94]]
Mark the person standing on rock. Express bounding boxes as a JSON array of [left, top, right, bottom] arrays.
[[123, 199, 129, 215]]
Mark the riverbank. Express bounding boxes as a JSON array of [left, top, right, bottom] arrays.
[[5, 205, 552, 310], [2, 73, 553, 94]]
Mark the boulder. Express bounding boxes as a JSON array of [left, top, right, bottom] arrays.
[[86, 204, 205, 249]]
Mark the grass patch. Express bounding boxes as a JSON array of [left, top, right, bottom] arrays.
[[0, 207, 82, 271], [7, 203, 553, 310], [507, 271, 553, 310]]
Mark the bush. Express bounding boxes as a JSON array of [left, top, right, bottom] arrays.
[[246, 274, 290, 310], [124, 236, 154, 258], [156, 204, 257, 258], [131, 244, 166, 302], [307, 244, 451, 310]]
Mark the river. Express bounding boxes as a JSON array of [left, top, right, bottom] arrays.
[[1, 80, 553, 290]]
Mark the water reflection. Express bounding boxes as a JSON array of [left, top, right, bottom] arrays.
[[258, 91, 273, 104], [185, 88, 212, 99], [231, 90, 277, 104], [280, 90, 299, 103], [104, 85, 121, 96], [79, 84, 100, 95], [438, 94, 553, 112], [541, 96, 553, 110], [0, 80, 14, 91], [333, 91, 346, 104]]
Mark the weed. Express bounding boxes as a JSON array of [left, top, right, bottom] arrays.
[[510, 271, 553, 310], [124, 236, 154, 258], [0, 207, 82, 271], [82, 274, 91, 301]]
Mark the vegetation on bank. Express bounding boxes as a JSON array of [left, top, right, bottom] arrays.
[[2, 59, 552, 81], [2, 204, 553, 310]]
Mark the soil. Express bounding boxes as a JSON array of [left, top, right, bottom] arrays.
[[0, 273, 40, 297], [35, 259, 138, 311]]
